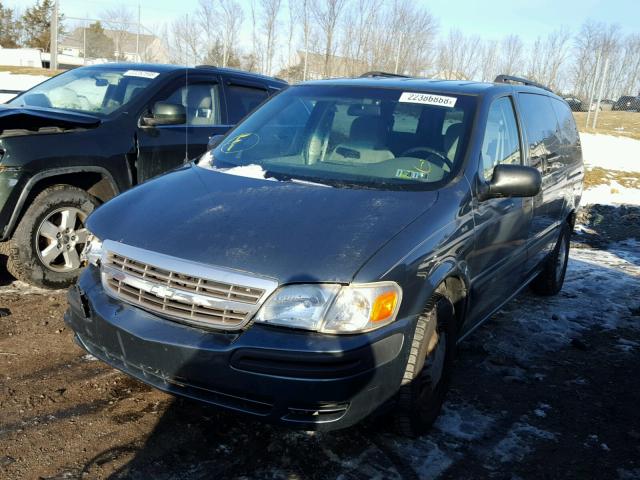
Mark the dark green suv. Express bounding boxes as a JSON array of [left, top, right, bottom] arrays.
[[0, 63, 285, 288]]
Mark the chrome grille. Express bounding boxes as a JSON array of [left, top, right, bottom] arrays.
[[100, 240, 278, 331]]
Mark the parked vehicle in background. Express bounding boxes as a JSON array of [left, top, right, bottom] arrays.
[[563, 96, 587, 112], [593, 99, 615, 111], [66, 73, 583, 436], [612, 95, 640, 111], [0, 63, 286, 288]]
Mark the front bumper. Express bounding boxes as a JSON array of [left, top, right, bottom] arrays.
[[65, 267, 414, 430]]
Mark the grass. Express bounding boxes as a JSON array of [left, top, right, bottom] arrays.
[[584, 167, 640, 189], [0, 66, 65, 77], [574, 111, 640, 140]]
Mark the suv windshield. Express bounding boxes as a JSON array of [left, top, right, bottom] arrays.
[[203, 85, 476, 189], [8, 66, 161, 116]]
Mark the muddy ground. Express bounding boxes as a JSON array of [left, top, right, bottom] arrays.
[[1, 206, 639, 480]]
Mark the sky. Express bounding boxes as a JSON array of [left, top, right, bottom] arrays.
[[8, 0, 640, 49]]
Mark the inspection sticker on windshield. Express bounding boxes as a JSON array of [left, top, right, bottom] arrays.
[[399, 92, 457, 108], [123, 70, 159, 79], [396, 169, 427, 180]]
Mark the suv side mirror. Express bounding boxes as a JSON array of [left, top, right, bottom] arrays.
[[483, 164, 542, 199], [207, 134, 225, 151], [142, 102, 186, 126]]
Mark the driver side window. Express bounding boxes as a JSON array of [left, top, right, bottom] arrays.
[[162, 82, 221, 126], [481, 97, 522, 181]]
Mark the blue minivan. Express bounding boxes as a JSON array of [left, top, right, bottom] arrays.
[[65, 74, 583, 436]]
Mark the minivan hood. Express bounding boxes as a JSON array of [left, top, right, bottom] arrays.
[[88, 165, 438, 284], [0, 105, 101, 136]]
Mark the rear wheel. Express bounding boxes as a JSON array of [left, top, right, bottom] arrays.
[[531, 222, 570, 296], [7, 185, 98, 289], [394, 293, 457, 437]]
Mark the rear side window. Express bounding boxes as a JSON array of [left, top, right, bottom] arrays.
[[481, 96, 522, 180], [550, 98, 579, 146], [517, 93, 559, 165], [226, 84, 269, 124]]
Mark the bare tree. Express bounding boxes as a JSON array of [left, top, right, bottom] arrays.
[[168, 13, 202, 65], [478, 39, 499, 82], [526, 28, 571, 91], [499, 34, 524, 76], [102, 5, 135, 61], [258, 0, 282, 75], [436, 29, 481, 80], [312, 0, 348, 78]]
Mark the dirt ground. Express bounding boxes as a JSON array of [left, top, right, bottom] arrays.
[[1, 207, 639, 480]]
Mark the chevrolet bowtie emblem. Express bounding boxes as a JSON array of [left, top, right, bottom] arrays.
[[150, 285, 175, 299]]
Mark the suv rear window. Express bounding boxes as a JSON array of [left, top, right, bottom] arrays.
[[205, 85, 477, 189]]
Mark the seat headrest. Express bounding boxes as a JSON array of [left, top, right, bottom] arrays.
[[350, 116, 386, 147]]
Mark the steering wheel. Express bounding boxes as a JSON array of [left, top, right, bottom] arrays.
[[400, 146, 453, 171]]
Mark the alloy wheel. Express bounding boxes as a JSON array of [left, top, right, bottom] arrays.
[[36, 207, 89, 273]]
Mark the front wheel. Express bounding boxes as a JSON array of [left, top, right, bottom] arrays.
[[7, 185, 98, 289], [394, 293, 457, 437], [531, 222, 570, 296]]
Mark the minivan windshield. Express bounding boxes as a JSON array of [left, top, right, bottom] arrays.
[[8, 66, 161, 116], [202, 85, 476, 189]]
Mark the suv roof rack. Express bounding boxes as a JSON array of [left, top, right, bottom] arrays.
[[359, 71, 411, 79], [494, 74, 553, 92]]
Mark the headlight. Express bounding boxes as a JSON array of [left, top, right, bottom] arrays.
[[81, 234, 103, 267], [254, 282, 402, 333]]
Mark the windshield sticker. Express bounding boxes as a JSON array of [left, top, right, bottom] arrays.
[[399, 92, 457, 108], [221, 133, 260, 153], [123, 69, 160, 79], [396, 168, 428, 180]]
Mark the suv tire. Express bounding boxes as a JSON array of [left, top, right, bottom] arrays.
[[7, 185, 98, 289], [531, 222, 570, 296], [394, 293, 457, 437]]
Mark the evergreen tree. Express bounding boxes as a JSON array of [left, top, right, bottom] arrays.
[[0, 1, 21, 48], [84, 21, 115, 59], [21, 0, 65, 51]]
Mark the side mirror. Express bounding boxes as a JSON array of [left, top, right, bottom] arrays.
[[207, 134, 225, 151], [142, 102, 186, 126], [483, 164, 542, 199]]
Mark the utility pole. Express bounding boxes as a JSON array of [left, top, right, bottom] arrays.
[[136, 2, 141, 62], [50, 0, 59, 70], [592, 58, 610, 129]]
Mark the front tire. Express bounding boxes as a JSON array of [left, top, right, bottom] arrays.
[[7, 185, 98, 289], [394, 294, 457, 437], [531, 222, 570, 296]]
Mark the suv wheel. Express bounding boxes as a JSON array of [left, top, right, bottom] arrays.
[[531, 222, 570, 296], [7, 185, 98, 289], [394, 293, 457, 437]]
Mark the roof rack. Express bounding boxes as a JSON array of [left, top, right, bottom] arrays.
[[359, 71, 411, 79], [494, 74, 553, 92]]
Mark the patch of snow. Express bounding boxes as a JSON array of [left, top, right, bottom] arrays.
[[533, 403, 551, 418], [580, 133, 640, 173], [0, 280, 57, 295], [581, 181, 640, 206], [434, 403, 495, 440], [0, 71, 49, 103], [618, 468, 640, 480], [475, 244, 640, 367], [492, 422, 557, 463]]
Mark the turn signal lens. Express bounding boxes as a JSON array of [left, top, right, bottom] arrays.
[[370, 291, 398, 323]]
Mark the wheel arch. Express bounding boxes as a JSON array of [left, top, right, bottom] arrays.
[[2, 167, 119, 241], [419, 259, 470, 336]]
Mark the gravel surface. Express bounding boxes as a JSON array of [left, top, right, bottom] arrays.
[[1, 208, 639, 480]]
